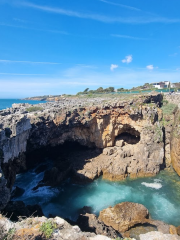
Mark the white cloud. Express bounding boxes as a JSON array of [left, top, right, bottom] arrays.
[[111, 34, 147, 40], [110, 64, 118, 71], [122, 55, 133, 64], [0, 22, 68, 35], [0, 73, 46, 75], [100, 0, 140, 11], [15, 2, 180, 24], [1, 66, 180, 98], [146, 65, 154, 70], [0, 60, 61, 65]]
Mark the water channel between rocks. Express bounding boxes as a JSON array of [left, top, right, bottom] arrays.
[[12, 165, 180, 227]]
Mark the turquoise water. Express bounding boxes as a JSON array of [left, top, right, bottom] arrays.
[[13, 167, 180, 226], [0, 99, 46, 110]]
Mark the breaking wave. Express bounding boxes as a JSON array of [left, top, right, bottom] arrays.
[[12, 165, 180, 226], [141, 181, 162, 189]]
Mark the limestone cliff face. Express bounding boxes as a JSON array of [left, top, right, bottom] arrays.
[[171, 104, 180, 176], [164, 94, 180, 168], [27, 95, 163, 149], [0, 94, 164, 210], [0, 116, 31, 163]]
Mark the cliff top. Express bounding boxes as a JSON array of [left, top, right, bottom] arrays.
[[0, 92, 162, 133]]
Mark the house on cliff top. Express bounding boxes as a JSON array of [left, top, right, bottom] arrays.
[[152, 81, 174, 89]]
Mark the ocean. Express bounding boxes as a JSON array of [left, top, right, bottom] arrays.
[[13, 166, 180, 226], [0, 99, 46, 111]]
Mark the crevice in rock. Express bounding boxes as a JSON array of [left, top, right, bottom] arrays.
[[1, 153, 27, 189], [161, 126, 166, 170]]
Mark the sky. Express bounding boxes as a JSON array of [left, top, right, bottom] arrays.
[[0, 0, 180, 98]]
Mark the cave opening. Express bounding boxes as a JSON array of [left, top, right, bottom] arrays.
[[9, 139, 102, 192], [25, 140, 99, 170], [4, 140, 102, 221], [115, 132, 140, 145], [115, 125, 140, 145]]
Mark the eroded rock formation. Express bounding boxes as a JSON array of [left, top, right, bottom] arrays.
[[98, 202, 180, 239], [0, 94, 165, 210], [0, 214, 111, 240], [171, 104, 180, 176]]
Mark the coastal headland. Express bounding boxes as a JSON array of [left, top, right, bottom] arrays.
[[0, 92, 180, 240]]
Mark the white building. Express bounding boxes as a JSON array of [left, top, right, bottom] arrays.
[[151, 81, 174, 89]]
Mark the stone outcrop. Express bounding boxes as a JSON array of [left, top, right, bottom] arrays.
[[98, 202, 149, 233], [98, 202, 179, 239], [0, 94, 164, 210], [0, 214, 112, 240], [165, 94, 180, 106], [170, 104, 180, 176], [1, 93, 180, 239], [162, 94, 180, 168]]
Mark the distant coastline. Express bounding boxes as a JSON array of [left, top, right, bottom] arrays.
[[0, 99, 46, 111]]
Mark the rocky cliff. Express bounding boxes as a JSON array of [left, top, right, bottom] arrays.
[[171, 103, 180, 176], [0, 93, 164, 211]]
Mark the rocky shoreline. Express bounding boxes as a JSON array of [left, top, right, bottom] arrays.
[[1, 201, 180, 239], [0, 93, 180, 239]]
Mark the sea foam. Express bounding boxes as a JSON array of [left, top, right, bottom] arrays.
[[141, 182, 162, 189]]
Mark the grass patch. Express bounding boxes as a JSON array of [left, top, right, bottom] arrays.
[[26, 106, 43, 112], [161, 102, 177, 116], [40, 221, 57, 239]]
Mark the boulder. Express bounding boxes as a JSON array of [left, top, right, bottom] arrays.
[[139, 231, 180, 240], [115, 139, 125, 147], [176, 225, 180, 235], [98, 202, 149, 233]]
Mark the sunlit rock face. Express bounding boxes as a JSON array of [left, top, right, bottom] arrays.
[[171, 105, 180, 176], [99, 202, 149, 233], [0, 94, 164, 210]]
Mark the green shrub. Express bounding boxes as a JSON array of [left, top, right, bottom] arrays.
[[26, 106, 43, 112], [40, 221, 57, 239], [161, 103, 177, 116]]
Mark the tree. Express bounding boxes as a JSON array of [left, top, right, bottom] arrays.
[[96, 87, 104, 92], [117, 88, 125, 92], [88, 90, 95, 94], [83, 88, 89, 93], [108, 87, 115, 92]]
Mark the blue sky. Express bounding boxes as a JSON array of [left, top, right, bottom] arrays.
[[0, 0, 180, 98]]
